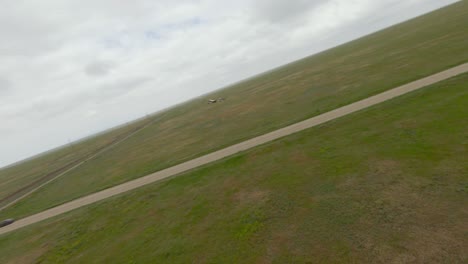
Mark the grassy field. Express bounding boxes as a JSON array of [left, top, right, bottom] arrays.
[[1, 1, 467, 220], [0, 72, 466, 263], [0, 116, 151, 203]]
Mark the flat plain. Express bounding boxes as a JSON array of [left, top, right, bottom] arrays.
[[0, 1, 467, 220], [0, 72, 466, 263]]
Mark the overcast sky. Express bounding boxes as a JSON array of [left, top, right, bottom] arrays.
[[0, 0, 458, 168]]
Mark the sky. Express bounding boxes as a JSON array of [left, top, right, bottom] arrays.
[[0, 0, 459, 168]]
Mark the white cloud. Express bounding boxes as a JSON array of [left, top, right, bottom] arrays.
[[252, 0, 324, 23], [0, 77, 12, 94], [85, 61, 116, 77], [0, 0, 459, 167]]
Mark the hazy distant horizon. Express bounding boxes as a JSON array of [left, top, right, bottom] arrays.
[[0, 0, 458, 168]]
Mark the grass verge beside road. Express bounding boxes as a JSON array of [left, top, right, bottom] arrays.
[[0, 73, 466, 263]]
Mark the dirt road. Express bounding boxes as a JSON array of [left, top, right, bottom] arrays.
[[1, 62, 467, 236]]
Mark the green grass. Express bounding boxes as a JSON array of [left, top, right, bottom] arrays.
[[1, 1, 467, 220], [0, 117, 150, 201], [0, 73, 466, 263]]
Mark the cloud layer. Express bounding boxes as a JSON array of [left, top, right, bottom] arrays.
[[0, 0, 458, 167]]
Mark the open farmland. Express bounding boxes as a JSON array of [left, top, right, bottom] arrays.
[[0, 1, 467, 220], [0, 116, 153, 209], [0, 72, 466, 263]]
